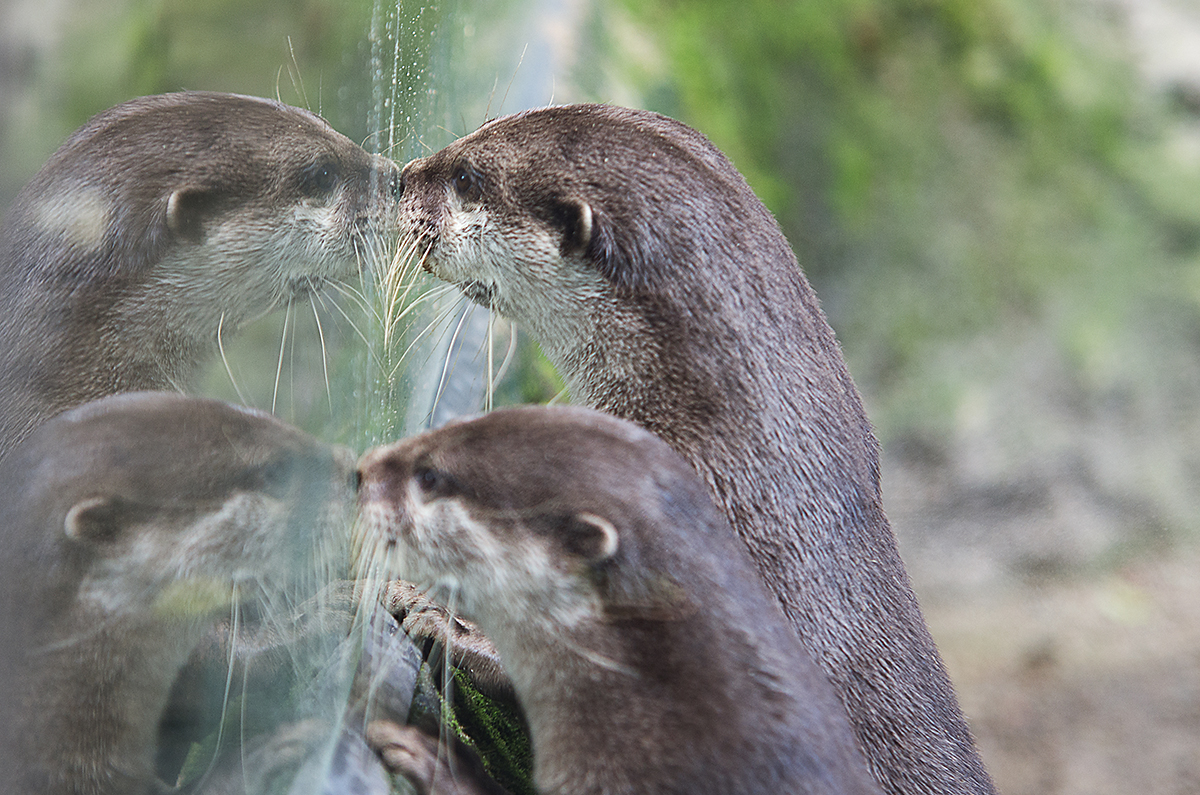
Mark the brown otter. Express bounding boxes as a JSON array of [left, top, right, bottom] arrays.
[[393, 103, 995, 795], [0, 391, 357, 795], [357, 405, 885, 795], [0, 91, 400, 457]]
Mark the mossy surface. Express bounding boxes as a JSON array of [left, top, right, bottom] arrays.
[[447, 667, 536, 795]]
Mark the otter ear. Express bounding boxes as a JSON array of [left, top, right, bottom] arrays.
[[64, 496, 124, 543], [166, 186, 218, 243], [550, 197, 594, 258], [583, 205, 657, 294], [562, 512, 619, 564]]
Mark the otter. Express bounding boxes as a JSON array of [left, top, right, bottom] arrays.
[[393, 103, 995, 795], [0, 391, 357, 795], [357, 405, 884, 795], [0, 91, 400, 457]]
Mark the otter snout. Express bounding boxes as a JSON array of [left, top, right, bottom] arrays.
[[356, 441, 417, 509], [394, 157, 448, 248]]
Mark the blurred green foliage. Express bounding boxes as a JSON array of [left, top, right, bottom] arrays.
[[4, 0, 384, 192], [618, 0, 1200, 441]]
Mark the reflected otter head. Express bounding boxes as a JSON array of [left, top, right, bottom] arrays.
[[0, 391, 357, 795]]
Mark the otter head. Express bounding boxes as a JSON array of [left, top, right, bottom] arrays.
[[356, 405, 742, 649], [393, 102, 806, 420], [4, 391, 356, 627], [394, 103, 797, 404]]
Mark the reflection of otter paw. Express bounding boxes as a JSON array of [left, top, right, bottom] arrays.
[[366, 721, 508, 795], [381, 581, 512, 700]]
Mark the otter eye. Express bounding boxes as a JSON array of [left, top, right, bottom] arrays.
[[413, 465, 460, 499], [451, 163, 482, 202], [300, 160, 339, 197]]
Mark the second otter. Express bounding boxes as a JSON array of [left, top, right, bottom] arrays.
[[394, 104, 994, 795], [0, 92, 400, 456], [358, 405, 884, 795]]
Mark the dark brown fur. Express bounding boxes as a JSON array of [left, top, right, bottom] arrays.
[[358, 405, 884, 795], [0, 392, 356, 795], [0, 91, 399, 457], [395, 104, 995, 795]]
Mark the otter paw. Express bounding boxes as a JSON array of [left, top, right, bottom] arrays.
[[365, 721, 507, 795], [381, 581, 512, 699]]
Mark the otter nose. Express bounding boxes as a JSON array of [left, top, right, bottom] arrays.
[[356, 474, 388, 505], [355, 447, 393, 503]]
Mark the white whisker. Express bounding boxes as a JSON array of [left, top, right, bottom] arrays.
[[308, 291, 333, 413], [272, 301, 293, 415], [491, 317, 518, 394], [217, 311, 251, 407]]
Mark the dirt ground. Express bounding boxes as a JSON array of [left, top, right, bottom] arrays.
[[920, 544, 1200, 795]]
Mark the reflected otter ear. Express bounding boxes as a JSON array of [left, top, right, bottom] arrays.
[[562, 512, 619, 564], [64, 496, 124, 543], [166, 186, 218, 243]]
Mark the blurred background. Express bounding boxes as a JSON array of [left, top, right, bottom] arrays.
[[2, 0, 1198, 791]]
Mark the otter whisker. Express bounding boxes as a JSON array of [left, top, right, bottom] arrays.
[[482, 75, 500, 125], [485, 308, 495, 414], [379, 236, 428, 302], [380, 246, 423, 351], [491, 317, 518, 396], [287, 299, 299, 419], [381, 282, 458, 354], [397, 294, 472, 390], [558, 634, 637, 677], [286, 36, 311, 111], [217, 311, 252, 407], [190, 584, 245, 791], [327, 275, 459, 385], [320, 284, 378, 350], [238, 637, 252, 792], [271, 301, 293, 415], [360, 128, 386, 152], [438, 589, 465, 768], [546, 385, 570, 406], [307, 291, 334, 414], [323, 277, 374, 318], [490, 44, 528, 122], [386, 292, 468, 382]]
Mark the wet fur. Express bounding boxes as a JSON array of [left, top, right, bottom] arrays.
[[0, 92, 399, 457], [358, 405, 883, 795], [395, 104, 995, 795], [0, 392, 356, 795]]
